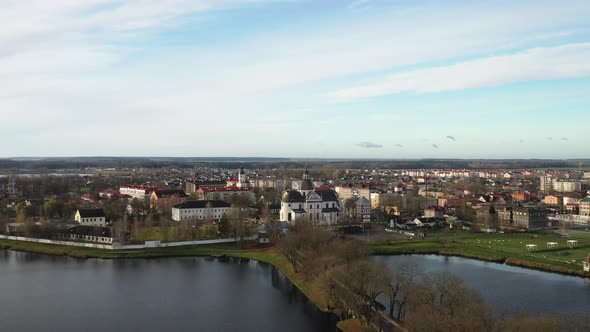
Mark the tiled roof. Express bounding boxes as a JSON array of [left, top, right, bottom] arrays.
[[78, 208, 105, 218], [173, 200, 231, 209]]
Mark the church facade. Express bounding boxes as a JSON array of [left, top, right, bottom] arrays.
[[280, 168, 341, 225]]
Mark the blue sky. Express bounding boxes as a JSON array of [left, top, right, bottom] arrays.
[[2, 0, 590, 159]]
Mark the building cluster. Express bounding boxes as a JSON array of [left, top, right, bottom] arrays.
[[5, 164, 590, 245]]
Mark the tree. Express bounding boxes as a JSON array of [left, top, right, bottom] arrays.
[[15, 202, 27, 223], [405, 272, 495, 332], [43, 198, 65, 219], [385, 262, 423, 320], [278, 233, 302, 273], [327, 261, 389, 328], [218, 214, 232, 238]]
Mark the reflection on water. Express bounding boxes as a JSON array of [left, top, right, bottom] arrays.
[[0, 250, 337, 332], [374, 254, 590, 315]]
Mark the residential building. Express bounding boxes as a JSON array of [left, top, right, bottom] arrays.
[[424, 206, 444, 219], [580, 197, 590, 217], [543, 195, 563, 207], [355, 196, 371, 224], [552, 180, 582, 193], [370, 192, 399, 209], [512, 206, 549, 230], [74, 208, 107, 227], [335, 183, 371, 201], [185, 180, 226, 194], [171, 200, 231, 222], [150, 189, 188, 210], [62, 225, 113, 244], [119, 185, 158, 200], [511, 191, 530, 202], [565, 203, 580, 214], [540, 175, 553, 193]]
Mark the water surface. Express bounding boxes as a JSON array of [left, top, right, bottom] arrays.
[[374, 254, 590, 315], [0, 250, 336, 332]]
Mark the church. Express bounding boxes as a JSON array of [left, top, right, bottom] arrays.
[[280, 168, 341, 225]]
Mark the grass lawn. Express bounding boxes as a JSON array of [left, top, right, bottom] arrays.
[[371, 232, 590, 277]]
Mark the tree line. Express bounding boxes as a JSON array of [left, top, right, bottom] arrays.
[[277, 222, 589, 331]]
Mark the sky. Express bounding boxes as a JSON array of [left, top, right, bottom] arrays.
[[1, 0, 590, 159]]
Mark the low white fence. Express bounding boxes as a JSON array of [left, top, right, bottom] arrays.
[[0, 235, 114, 249], [0, 234, 247, 251]]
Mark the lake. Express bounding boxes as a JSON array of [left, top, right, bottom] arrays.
[[0, 250, 336, 332], [374, 254, 590, 315]]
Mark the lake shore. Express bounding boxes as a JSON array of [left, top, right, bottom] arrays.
[[371, 237, 590, 279]]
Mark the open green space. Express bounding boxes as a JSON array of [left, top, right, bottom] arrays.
[[371, 232, 590, 277]]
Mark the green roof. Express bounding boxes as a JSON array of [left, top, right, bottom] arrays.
[[581, 197, 590, 202]]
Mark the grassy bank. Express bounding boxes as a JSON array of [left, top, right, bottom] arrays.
[[0, 239, 243, 259], [371, 234, 590, 278]]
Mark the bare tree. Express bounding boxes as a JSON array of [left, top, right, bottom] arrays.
[[385, 262, 423, 320]]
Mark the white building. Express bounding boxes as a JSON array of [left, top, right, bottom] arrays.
[[75, 208, 107, 227], [119, 185, 157, 199], [171, 200, 231, 222], [580, 197, 590, 217], [280, 169, 340, 225], [552, 180, 582, 193]]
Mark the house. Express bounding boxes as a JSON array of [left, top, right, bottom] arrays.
[[75, 208, 107, 226], [413, 217, 439, 228], [424, 206, 444, 219], [543, 195, 563, 207], [150, 189, 188, 210], [63, 225, 113, 244], [257, 221, 289, 244], [354, 196, 371, 224], [511, 191, 530, 202], [584, 257, 590, 272], [171, 200, 231, 222], [397, 220, 417, 230]]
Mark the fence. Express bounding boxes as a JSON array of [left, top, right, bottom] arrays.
[[0, 235, 247, 251]]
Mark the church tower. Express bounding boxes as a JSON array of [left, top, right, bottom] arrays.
[[237, 167, 248, 188], [300, 166, 314, 196]]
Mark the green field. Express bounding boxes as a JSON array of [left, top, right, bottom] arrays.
[[371, 232, 590, 277]]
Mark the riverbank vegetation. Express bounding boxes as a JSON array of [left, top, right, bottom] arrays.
[[276, 224, 590, 332]]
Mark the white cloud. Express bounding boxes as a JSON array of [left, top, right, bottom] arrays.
[[330, 43, 590, 100], [357, 141, 383, 148]]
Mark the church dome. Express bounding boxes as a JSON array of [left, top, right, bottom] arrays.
[[300, 179, 314, 191]]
